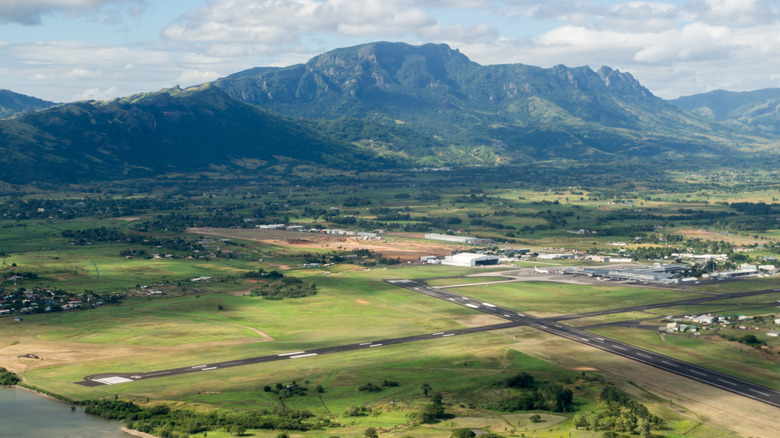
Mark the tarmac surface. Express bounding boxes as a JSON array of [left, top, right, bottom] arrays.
[[77, 275, 780, 410]]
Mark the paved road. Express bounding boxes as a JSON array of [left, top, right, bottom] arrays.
[[76, 321, 521, 387], [387, 279, 780, 409]]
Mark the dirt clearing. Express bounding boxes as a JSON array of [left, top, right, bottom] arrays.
[[189, 228, 463, 261]]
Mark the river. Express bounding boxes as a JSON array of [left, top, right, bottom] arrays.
[[0, 386, 129, 438]]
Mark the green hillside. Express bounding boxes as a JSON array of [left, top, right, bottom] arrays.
[[216, 41, 760, 164], [0, 89, 57, 119], [0, 84, 368, 184], [671, 88, 780, 136]]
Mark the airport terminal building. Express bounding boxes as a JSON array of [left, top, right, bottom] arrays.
[[440, 253, 500, 267]]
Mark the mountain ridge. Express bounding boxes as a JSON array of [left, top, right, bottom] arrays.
[[215, 41, 753, 163], [0, 89, 58, 119], [0, 83, 364, 184]]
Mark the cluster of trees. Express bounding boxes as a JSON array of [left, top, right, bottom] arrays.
[[263, 381, 315, 400], [249, 273, 317, 300], [719, 333, 767, 349], [0, 196, 173, 220], [0, 367, 20, 385], [486, 372, 573, 413], [357, 380, 399, 393], [62, 228, 206, 258], [133, 212, 253, 233], [84, 398, 329, 438], [572, 387, 662, 437]]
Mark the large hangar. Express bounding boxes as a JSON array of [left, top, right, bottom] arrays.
[[441, 253, 500, 267]]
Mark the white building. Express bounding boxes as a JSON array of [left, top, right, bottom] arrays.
[[440, 253, 500, 267], [424, 233, 490, 245]]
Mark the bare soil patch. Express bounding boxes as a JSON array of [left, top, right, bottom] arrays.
[[188, 228, 463, 261]]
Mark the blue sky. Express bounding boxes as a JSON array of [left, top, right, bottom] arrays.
[[2, 0, 779, 102]]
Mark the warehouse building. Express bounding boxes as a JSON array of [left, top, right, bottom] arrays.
[[440, 253, 500, 267]]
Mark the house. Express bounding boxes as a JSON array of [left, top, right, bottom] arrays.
[[695, 314, 716, 324]]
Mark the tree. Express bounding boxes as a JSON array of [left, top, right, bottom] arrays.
[[450, 428, 476, 438], [529, 414, 542, 423], [573, 414, 588, 430], [421, 383, 431, 396], [364, 427, 379, 438]]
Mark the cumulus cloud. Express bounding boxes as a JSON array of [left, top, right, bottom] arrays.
[[0, 0, 146, 25], [73, 85, 119, 101], [162, 0, 470, 46], [175, 69, 221, 85]]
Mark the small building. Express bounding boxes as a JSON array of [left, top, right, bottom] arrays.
[[424, 233, 492, 245], [767, 331, 780, 337]]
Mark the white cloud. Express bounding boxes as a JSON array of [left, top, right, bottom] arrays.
[[175, 69, 221, 85], [64, 68, 103, 80], [163, 0, 452, 46], [686, 0, 780, 26], [73, 85, 119, 101], [0, 0, 146, 25]]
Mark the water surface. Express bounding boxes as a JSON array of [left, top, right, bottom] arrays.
[[0, 386, 129, 438]]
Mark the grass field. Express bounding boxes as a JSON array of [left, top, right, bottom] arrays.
[[4, 174, 780, 437]]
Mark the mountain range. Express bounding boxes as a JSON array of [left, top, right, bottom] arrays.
[[2, 41, 780, 184], [0, 89, 57, 119]]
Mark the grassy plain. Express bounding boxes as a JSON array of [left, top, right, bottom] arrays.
[[3, 169, 780, 437]]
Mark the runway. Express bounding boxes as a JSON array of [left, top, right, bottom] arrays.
[[76, 277, 780, 410], [387, 279, 780, 409]]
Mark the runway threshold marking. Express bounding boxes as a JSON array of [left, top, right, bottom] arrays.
[[290, 353, 318, 359]]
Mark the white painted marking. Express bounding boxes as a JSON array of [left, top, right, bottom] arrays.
[[442, 333, 455, 337], [369, 344, 383, 348], [661, 360, 679, 368], [517, 313, 525, 317], [689, 369, 707, 376], [481, 302, 496, 307], [461, 297, 469, 300], [718, 378, 737, 386], [130, 375, 141, 379], [636, 352, 652, 359], [503, 314, 512, 318], [278, 351, 306, 356], [201, 367, 218, 371], [612, 345, 627, 351], [192, 365, 208, 369], [448, 298, 456, 301], [359, 342, 372, 345], [290, 353, 318, 359], [750, 388, 771, 397], [432, 332, 444, 335], [595, 338, 605, 342], [465, 303, 480, 309], [581, 338, 590, 342], [94, 376, 134, 385]]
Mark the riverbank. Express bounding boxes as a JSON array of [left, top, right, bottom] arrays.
[[121, 426, 160, 438], [12, 385, 158, 438], [11, 384, 75, 405]]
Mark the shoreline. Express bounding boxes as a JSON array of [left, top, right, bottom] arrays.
[[120, 426, 160, 438], [3, 385, 150, 437], [10, 384, 74, 405]]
